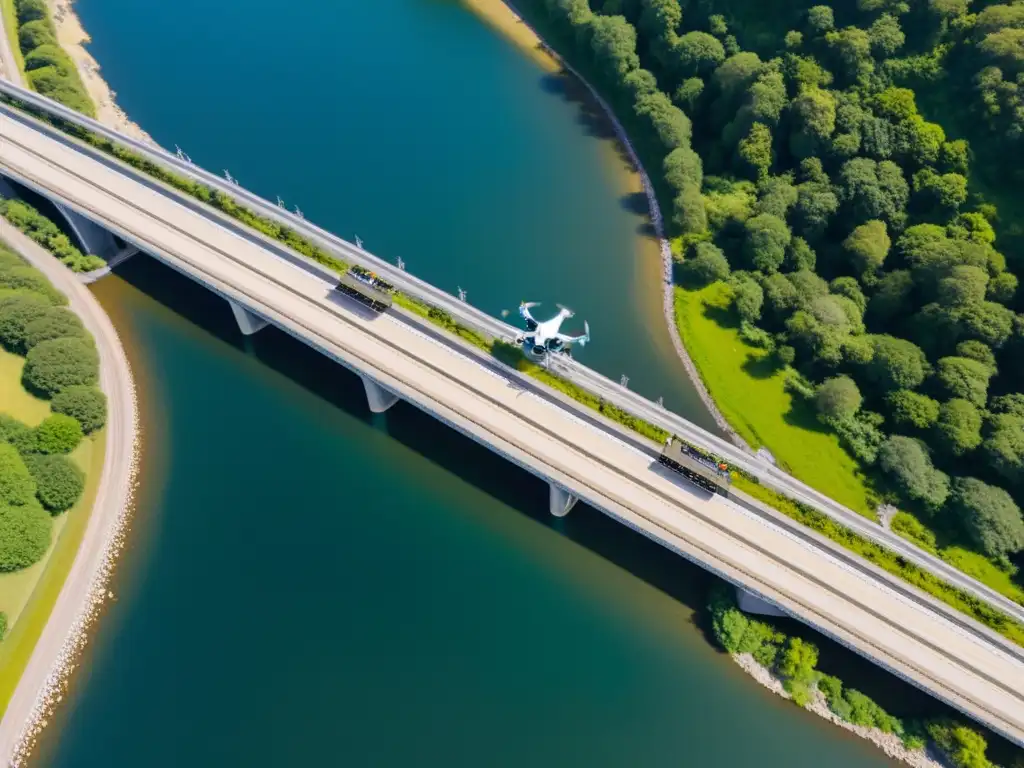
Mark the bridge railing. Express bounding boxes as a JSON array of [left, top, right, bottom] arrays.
[[4, 79, 1024, 629]]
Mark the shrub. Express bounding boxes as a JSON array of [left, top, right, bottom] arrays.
[[0, 292, 51, 352], [50, 385, 107, 433], [0, 266, 66, 306], [948, 477, 1024, 560], [22, 337, 99, 397], [17, 18, 57, 51], [23, 454, 84, 513], [23, 307, 86, 349], [0, 415, 35, 454], [927, 721, 992, 768], [815, 375, 862, 423], [0, 443, 37, 506], [31, 414, 83, 455], [23, 44, 74, 75], [14, 0, 48, 24], [0, 500, 51, 572]]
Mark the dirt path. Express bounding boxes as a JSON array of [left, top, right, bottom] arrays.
[[0, 222, 139, 766]]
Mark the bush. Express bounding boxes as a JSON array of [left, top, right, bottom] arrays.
[[23, 454, 84, 513], [0, 415, 35, 454], [0, 500, 51, 572], [14, 0, 48, 24], [927, 721, 992, 768], [0, 443, 37, 506], [18, 18, 57, 51], [815, 375, 862, 423], [23, 44, 73, 75], [0, 265, 66, 306], [50, 385, 107, 433], [0, 292, 52, 352], [22, 337, 99, 397], [23, 307, 86, 349], [31, 414, 83, 455]]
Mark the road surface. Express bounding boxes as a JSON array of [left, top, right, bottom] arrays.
[[2, 108, 1022, 745]]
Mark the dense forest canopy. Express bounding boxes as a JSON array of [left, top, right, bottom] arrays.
[[538, 0, 1024, 567]]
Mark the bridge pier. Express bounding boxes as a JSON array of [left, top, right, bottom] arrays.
[[549, 483, 578, 517], [736, 586, 788, 618], [228, 300, 268, 336], [361, 376, 399, 413], [54, 202, 119, 260]]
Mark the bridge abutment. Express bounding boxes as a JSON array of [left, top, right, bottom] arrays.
[[736, 586, 788, 617], [549, 484, 578, 517], [228, 300, 269, 336], [361, 376, 399, 413], [54, 202, 119, 260]]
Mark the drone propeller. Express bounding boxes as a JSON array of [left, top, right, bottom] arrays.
[[556, 303, 575, 318], [578, 320, 591, 347]]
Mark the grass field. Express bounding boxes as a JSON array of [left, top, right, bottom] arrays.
[[0, 331, 105, 714], [0, 348, 50, 426], [673, 282, 876, 517]]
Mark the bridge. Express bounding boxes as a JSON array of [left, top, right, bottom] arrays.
[[1, 87, 1023, 744]]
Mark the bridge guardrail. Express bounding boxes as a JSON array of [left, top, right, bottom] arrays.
[[3, 79, 1023, 627]]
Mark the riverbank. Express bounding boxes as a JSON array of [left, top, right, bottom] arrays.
[[0, 223, 139, 766], [44, 0, 152, 143], [731, 654, 945, 768], [461, 0, 742, 448]]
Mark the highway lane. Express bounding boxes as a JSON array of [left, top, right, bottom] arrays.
[[3, 112, 1024, 744], [2, 85, 1020, 630]]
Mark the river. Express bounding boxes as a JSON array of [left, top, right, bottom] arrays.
[[32, 0, 896, 765]]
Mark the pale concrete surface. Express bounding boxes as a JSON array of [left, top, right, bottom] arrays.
[[1, 114, 1023, 745]]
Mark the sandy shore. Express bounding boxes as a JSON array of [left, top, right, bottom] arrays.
[[0, 224, 140, 765], [47, 0, 154, 144], [462, 0, 745, 448]]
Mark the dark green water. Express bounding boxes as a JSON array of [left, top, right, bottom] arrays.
[[35, 0, 896, 765]]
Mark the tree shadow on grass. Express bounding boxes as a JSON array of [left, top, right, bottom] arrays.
[[701, 300, 739, 331], [782, 397, 831, 436], [740, 352, 782, 380]]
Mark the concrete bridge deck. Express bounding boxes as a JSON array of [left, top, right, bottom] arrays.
[[2, 106, 1023, 744]]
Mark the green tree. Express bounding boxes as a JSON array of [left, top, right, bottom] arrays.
[[934, 398, 983, 456], [673, 31, 725, 77], [22, 454, 84, 514], [778, 637, 819, 705], [684, 242, 730, 285], [31, 414, 83, 455], [0, 501, 51, 572], [50, 385, 107, 434], [22, 337, 99, 397], [934, 356, 992, 407], [954, 341, 996, 373], [837, 158, 908, 229], [983, 413, 1024, 486], [789, 88, 838, 158], [18, 19, 57, 51], [913, 169, 968, 214], [793, 180, 839, 241], [0, 292, 52, 352], [878, 436, 950, 509], [737, 123, 773, 180], [888, 390, 941, 429], [672, 186, 707, 234], [987, 272, 1017, 304], [938, 266, 989, 307], [743, 213, 791, 273], [842, 220, 890, 276], [635, 91, 692, 151], [14, 0, 48, 24], [730, 273, 764, 323], [663, 147, 703, 191], [949, 477, 1024, 559], [590, 15, 640, 80], [826, 27, 874, 83], [816, 375, 863, 422], [807, 5, 835, 34], [869, 15, 905, 58], [0, 444, 36, 506], [674, 77, 705, 111], [865, 335, 928, 391]]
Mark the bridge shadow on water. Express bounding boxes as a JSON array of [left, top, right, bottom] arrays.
[[106, 254, 1010, 752]]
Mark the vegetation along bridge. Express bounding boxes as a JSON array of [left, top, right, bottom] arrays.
[[0, 83, 1022, 744]]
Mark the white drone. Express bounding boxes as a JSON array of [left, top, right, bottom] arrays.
[[516, 302, 590, 358]]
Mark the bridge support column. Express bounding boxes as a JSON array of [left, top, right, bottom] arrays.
[[736, 586, 787, 618], [228, 300, 268, 336], [361, 376, 399, 413], [549, 483, 578, 518], [54, 202, 119, 259]]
